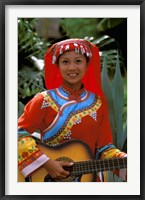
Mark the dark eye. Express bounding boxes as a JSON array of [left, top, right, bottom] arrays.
[[62, 60, 69, 64], [76, 59, 82, 63]]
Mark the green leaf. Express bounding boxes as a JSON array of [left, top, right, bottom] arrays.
[[18, 101, 25, 117], [101, 57, 117, 145], [122, 121, 127, 151], [111, 53, 124, 149]]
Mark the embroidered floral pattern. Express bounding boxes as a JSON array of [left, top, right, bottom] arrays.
[[41, 99, 50, 109], [90, 111, 97, 121], [18, 150, 43, 171], [18, 137, 40, 164], [18, 130, 31, 140], [45, 96, 102, 146], [41, 91, 59, 112], [100, 148, 121, 159]]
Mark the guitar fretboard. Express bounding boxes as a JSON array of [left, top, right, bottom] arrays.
[[65, 157, 127, 175]]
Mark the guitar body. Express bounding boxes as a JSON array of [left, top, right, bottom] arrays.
[[18, 139, 96, 182]]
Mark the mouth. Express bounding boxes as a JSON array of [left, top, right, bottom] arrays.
[[67, 73, 79, 78]]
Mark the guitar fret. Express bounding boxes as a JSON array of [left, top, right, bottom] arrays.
[[74, 161, 95, 175], [73, 163, 81, 175], [117, 157, 120, 168], [98, 160, 104, 171], [112, 158, 115, 169], [105, 159, 110, 171], [108, 159, 114, 170], [71, 157, 127, 175]]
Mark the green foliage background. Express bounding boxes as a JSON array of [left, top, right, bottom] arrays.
[[60, 18, 125, 38]]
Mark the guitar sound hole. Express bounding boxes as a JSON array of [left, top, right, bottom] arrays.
[[44, 174, 81, 182], [55, 156, 73, 163], [44, 156, 81, 182]]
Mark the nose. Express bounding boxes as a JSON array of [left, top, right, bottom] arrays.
[[68, 62, 76, 70]]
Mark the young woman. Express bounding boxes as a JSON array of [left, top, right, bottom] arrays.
[[18, 38, 127, 182]]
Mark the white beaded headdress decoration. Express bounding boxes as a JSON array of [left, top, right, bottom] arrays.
[[51, 39, 93, 64]]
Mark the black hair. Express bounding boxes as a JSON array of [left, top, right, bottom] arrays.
[[56, 52, 90, 64]]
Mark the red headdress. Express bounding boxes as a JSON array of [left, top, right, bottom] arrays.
[[44, 38, 105, 98]]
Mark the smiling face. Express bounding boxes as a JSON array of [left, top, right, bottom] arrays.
[[58, 51, 89, 91]]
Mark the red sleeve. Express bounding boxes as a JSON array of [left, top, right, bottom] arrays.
[[96, 99, 113, 148], [18, 93, 46, 134]]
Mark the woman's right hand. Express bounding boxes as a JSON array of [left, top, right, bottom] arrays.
[[43, 159, 73, 180]]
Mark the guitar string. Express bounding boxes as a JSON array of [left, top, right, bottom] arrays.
[[73, 158, 127, 170], [67, 158, 127, 169], [64, 157, 127, 175]]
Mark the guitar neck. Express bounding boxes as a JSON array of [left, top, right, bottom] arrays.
[[66, 157, 127, 176]]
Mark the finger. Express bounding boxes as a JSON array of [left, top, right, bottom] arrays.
[[61, 161, 74, 166], [53, 171, 70, 180], [49, 171, 68, 180], [118, 152, 127, 158]]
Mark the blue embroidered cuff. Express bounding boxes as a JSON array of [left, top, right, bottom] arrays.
[[18, 128, 31, 139], [95, 144, 116, 159]]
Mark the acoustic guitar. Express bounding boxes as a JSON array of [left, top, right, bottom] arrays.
[[18, 139, 127, 182]]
